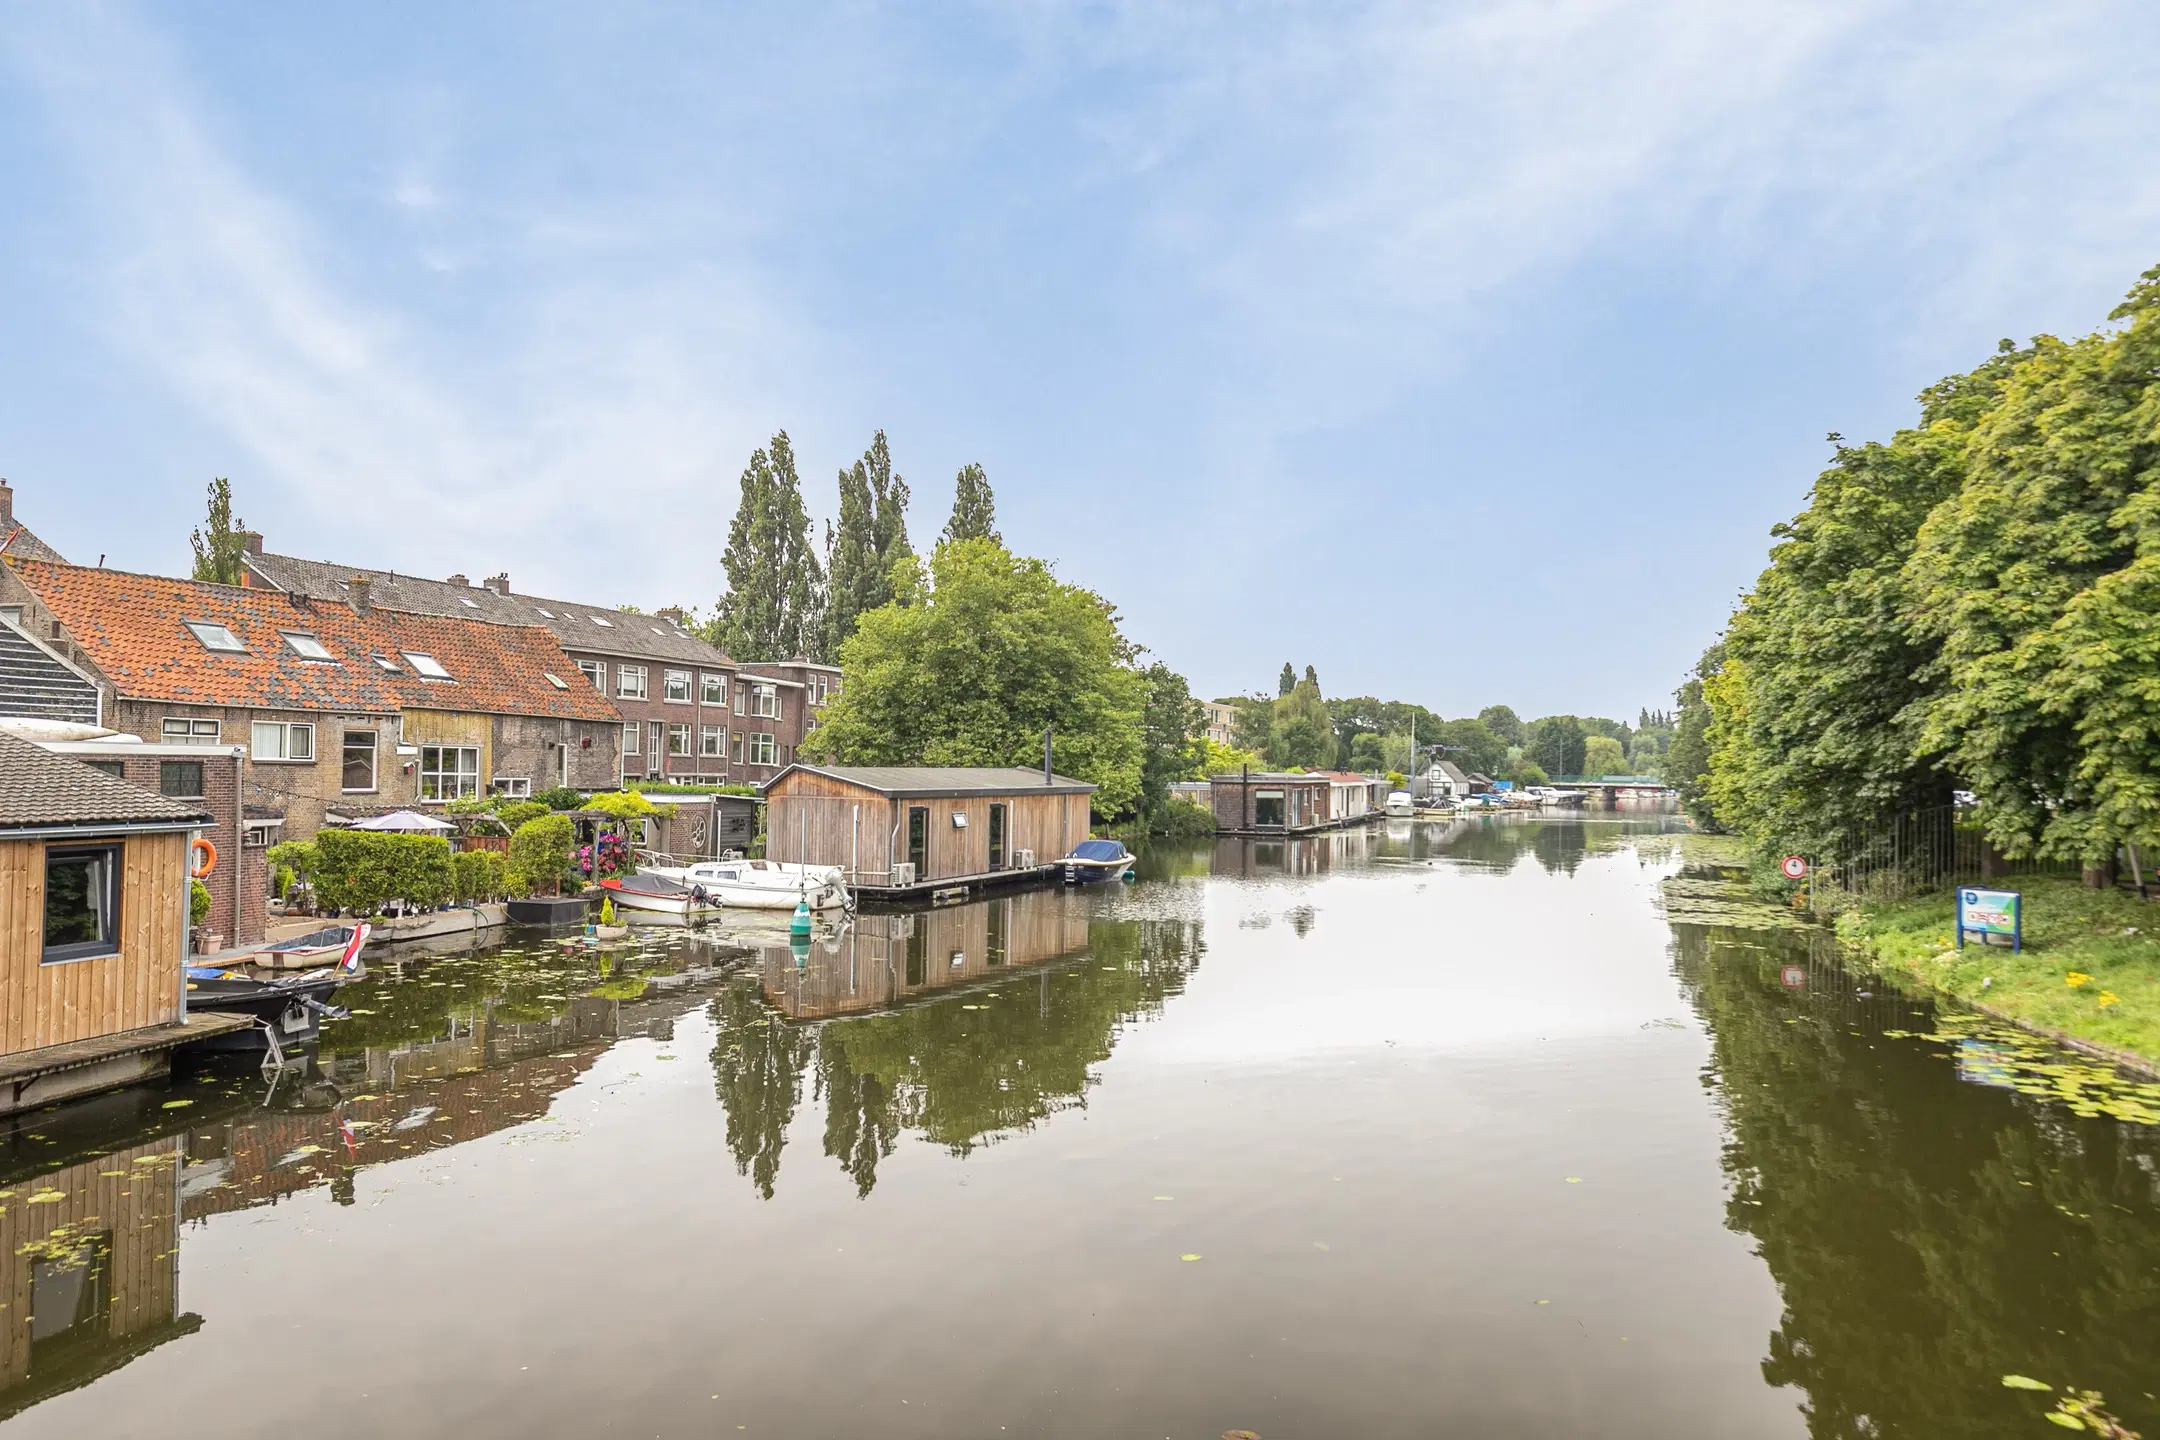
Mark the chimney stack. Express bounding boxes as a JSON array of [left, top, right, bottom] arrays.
[[350, 575, 372, 613], [0, 479, 12, 528], [656, 605, 685, 625], [446, 573, 469, 588], [484, 572, 510, 597], [242, 530, 263, 556]]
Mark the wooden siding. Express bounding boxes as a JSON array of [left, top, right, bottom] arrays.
[[765, 772, 1084, 882], [756, 890, 1096, 1020], [0, 832, 186, 1056], [0, 1137, 181, 1392], [400, 708, 492, 781]]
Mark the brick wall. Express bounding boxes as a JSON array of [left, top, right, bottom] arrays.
[[76, 747, 263, 947]]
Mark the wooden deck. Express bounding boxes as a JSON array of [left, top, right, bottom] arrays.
[[852, 863, 1064, 907], [0, 1014, 254, 1114]]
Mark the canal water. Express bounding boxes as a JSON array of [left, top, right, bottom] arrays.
[[1, 815, 2154, 1438]]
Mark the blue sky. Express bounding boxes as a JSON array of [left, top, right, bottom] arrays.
[[5, 3, 2158, 721]]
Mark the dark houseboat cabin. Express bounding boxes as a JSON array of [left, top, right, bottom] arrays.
[[1209, 770, 1335, 835], [760, 765, 1098, 898]]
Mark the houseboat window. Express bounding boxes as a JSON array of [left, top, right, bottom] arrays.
[[184, 621, 246, 653], [281, 632, 336, 661], [544, 672, 568, 690], [907, 806, 929, 880], [578, 659, 603, 689], [491, 777, 533, 798], [42, 844, 121, 963], [161, 717, 221, 740], [622, 722, 639, 755], [251, 721, 314, 762], [418, 745, 480, 800], [369, 653, 401, 673], [667, 724, 692, 755], [988, 803, 1007, 869], [84, 759, 125, 780], [748, 733, 777, 766], [701, 673, 727, 705], [158, 761, 204, 798], [700, 725, 724, 756], [401, 651, 453, 680], [664, 669, 692, 703], [1254, 789, 1286, 827], [342, 730, 377, 792], [617, 664, 648, 700], [28, 1231, 110, 1347], [729, 732, 743, 764]]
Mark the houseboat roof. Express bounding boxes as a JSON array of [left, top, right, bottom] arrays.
[[763, 764, 1097, 797], [8, 561, 620, 724], [242, 549, 737, 670], [1206, 771, 1333, 784], [0, 730, 211, 834]]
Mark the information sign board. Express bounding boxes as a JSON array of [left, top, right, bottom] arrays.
[[1955, 888, 2022, 953]]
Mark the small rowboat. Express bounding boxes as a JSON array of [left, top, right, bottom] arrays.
[[252, 923, 372, 972], [598, 872, 726, 924]]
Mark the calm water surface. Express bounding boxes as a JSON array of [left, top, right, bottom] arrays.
[[2, 816, 2154, 1438]]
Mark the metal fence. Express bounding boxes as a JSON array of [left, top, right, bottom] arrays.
[[1819, 805, 2081, 901]]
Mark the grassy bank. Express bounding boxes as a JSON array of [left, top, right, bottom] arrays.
[[1838, 877, 2160, 1069]]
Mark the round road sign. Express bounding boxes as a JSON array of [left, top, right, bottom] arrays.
[[1781, 855, 1808, 880]]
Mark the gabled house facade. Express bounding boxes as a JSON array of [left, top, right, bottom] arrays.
[[238, 541, 819, 788], [0, 560, 622, 839]]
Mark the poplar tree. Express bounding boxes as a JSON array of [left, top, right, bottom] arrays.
[[1278, 663, 1296, 697], [716, 431, 824, 661], [821, 432, 913, 661], [189, 477, 250, 584], [942, 463, 1000, 545]]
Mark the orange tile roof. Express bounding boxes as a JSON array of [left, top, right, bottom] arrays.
[[9, 560, 621, 724]]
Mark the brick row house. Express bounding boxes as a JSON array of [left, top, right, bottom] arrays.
[[236, 538, 841, 788], [0, 560, 624, 844]]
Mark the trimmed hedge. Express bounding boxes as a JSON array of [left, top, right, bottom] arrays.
[[452, 849, 507, 903], [507, 814, 576, 897], [313, 829, 454, 916]]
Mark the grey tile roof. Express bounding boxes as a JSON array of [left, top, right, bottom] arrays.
[[0, 731, 211, 831], [767, 764, 1097, 797], [245, 552, 735, 668], [0, 619, 99, 726]]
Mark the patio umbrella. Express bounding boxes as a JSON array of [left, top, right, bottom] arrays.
[[350, 810, 457, 833]]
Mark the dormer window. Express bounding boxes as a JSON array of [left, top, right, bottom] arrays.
[[282, 632, 336, 661], [402, 651, 452, 680], [184, 621, 246, 653], [369, 653, 401, 673]]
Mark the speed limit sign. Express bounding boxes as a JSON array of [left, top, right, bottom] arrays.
[[1781, 855, 1808, 880]]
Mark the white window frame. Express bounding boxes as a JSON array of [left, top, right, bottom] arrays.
[[184, 621, 246, 653], [282, 631, 337, 661], [699, 725, 724, 757], [663, 669, 692, 704], [251, 720, 315, 762], [729, 731, 743, 764], [700, 673, 727, 706], [578, 659, 604, 690], [621, 722, 639, 755], [418, 745, 481, 801], [402, 651, 453, 681], [667, 723, 692, 756], [491, 776, 533, 798], [617, 664, 648, 700], [750, 684, 779, 719], [749, 732, 777, 766], [341, 728, 378, 794], [162, 717, 220, 741]]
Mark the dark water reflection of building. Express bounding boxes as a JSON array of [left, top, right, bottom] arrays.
[[713, 888, 1204, 1199], [1672, 920, 2160, 1438]]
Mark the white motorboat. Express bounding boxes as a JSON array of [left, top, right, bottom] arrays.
[[636, 857, 850, 911], [1384, 790, 1415, 817], [597, 871, 726, 924]]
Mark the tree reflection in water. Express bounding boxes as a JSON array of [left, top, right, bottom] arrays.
[[709, 913, 1202, 1198], [1673, 921, 2160, 1439]]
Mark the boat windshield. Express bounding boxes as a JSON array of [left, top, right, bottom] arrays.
[[1069, 840, 1127, 861]]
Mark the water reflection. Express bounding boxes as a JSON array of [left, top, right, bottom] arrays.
[[711, 888, 1204, 1198], [1673, 920, 2160, 1438]]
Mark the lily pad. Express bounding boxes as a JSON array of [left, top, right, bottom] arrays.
[[2002, 1375, 2052, 1391]]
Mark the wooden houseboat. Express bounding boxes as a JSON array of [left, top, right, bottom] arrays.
[[0, 732, 251, 1113], [1208, 768, 1336, 836], [759, 765, 1097, 902]]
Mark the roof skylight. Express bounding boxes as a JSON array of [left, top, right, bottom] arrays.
[[535, 607, 553, 618], [184, 621, 246, 653], [402, 651, 453, 680], [458, 596, 479, 608], [370, 653, 402, 673], [282, 632, 336, 661], [544, 672, 568, 690], [590, 616, 613, 627]]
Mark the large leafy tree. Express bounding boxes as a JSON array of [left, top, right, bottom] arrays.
[[1268, 676, 1336, 769], [189, 477, 250, 584], [821, 431, 913, 661], [803, 538, 1145, 817], [1136, 662, 1206, 822], [1277, 662, 1296, 697], [1434, 717, 1507, 776], [943, 463, 1000, 545], [715, 432, 824, 661], [1526, 715, 1587, 778], [1477, 705, 1525, 747]]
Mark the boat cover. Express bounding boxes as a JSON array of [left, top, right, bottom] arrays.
[[263, 925, 356, 951], [1067, 840, 1130, 862]]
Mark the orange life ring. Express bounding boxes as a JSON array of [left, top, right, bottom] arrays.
[[189, 837, 217, 878]]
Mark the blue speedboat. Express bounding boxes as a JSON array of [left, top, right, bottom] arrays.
[[1060, 838, 1133, 884]]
